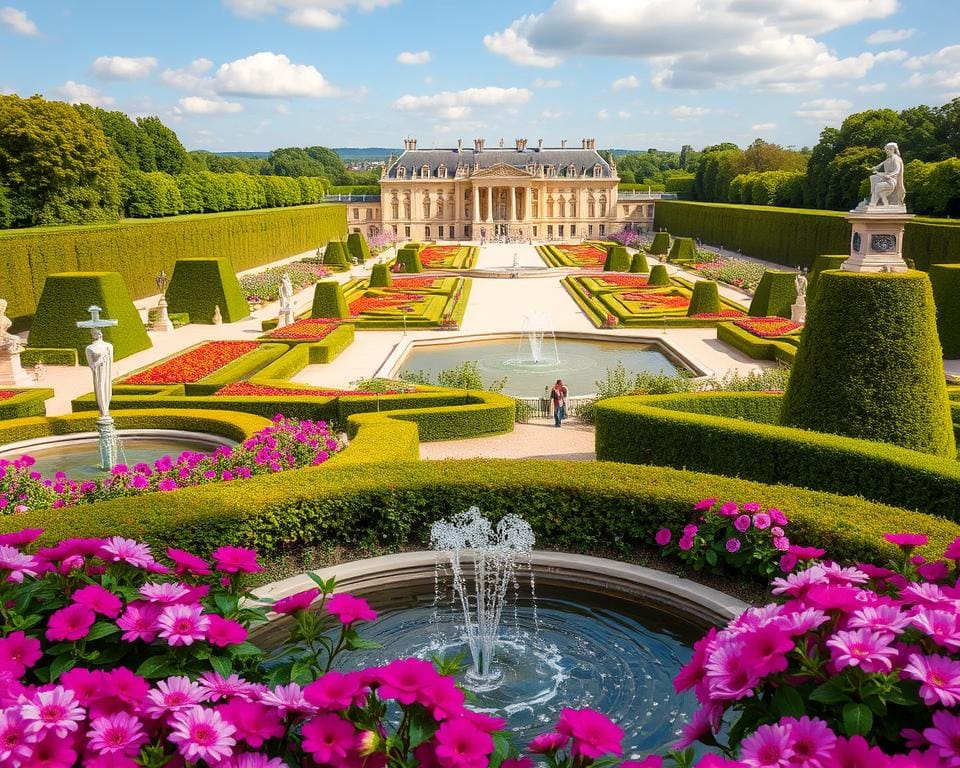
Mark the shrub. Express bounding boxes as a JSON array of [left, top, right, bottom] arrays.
[[781, 270, 955, 457], [667, 237, 697, 262], [648, 264, 671, 286], [165, 258, 249, 324], [369, 263, 393, 288], [748, 270, 798, 318], [930, 263, 960, 358], [649, 231, 670, 255], [0, 388, 53, 419], [26, 272, 151, 361], [310, 281, 350, 319], [629, 251, 649, 273], [601, 244, 631, 272], [686, 280, 721, 316], [322, 239, 349, 267], [19, 348, 78, 366], [346, 231, 371, 262], [806, 254, 848, 306], [396, 246, 424, 273]]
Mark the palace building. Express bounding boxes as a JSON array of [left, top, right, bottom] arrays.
[[337, 138, 666, 242]]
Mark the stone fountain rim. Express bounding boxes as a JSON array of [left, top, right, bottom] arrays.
[[253, 550, 748, 629], [0, 428, 236, 457]]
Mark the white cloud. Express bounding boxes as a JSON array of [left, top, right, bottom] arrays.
[[0, 6, 37, 36], [397, 50, 431, 65], [866, 28, 914, 44], [618, 110, 631, 119], [596, 109, 609, 120], [275, 102, 291, 114], [55, 81, 115, 107], [394, 86, 532, 112], [751, 122, 776, 131], [534, 78, 561, 88], [483, 17, 561, 68], [857, 82, 887, 93], [905, 45, 960, 93], [160, 58, 215, 92], [287, 7, 342, 28], [485, 0, 897, 91], [671, 105, 711, 119], [176, 96, 243, 115], [540, 109, 566, 119], [222, 0, 399, 29], [91, 56, 158, 80], [874, 49, 908, 63], [214, 52, 340, 97], [794, 97, 852, 124], [612, 75, 640, 90]]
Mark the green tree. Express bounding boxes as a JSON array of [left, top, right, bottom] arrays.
[[77, 106, 157, 172], [0, 94, 120, 226], [824, 146, 883, 210], [0, 182, 11, 228], [739, 139, 806, 173], [265, 147, 329, 179], [137, 116, 189, 174], [901, 105, 944, 162]]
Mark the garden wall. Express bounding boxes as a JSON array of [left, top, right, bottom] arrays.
[[1, 204, 347, 325]]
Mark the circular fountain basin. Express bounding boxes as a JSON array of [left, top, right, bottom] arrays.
[[0, 430, 235, 480], [394, 336, 685, 397], [255, 551, 746, 759]]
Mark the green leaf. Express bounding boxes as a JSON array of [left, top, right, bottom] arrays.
[[49, 654, 76, 681], [704, 549, 718, 566], [772, 686, 806, 718], [408, 711, 437, 748], [210, 655, 233, 678], [136, 655, 178, 680], [809, 679, 851, 704], [842, 703, 873, 737], [85, 621, 121, 642], [214, 593, 239, 617]]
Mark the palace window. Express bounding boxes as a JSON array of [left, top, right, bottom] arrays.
[[599, 224, 606, 237], [570, 224, 576, 237], [588, 224, 594, 237], [438, 226, 444, 239], [421, 165, 430, 178], [570, 200, 576, 217], [545, 165, 556, 177], [588, 201, 596, 218], [353, 208, 360, 220], [547, 198, 554, 218], [405, 226, 410, 237], [403, 199, 411, 218], [437, 198, 444, 218], [397, 167, 406, 179], [593, 163, 603, 177], [425, 226, 431, 238], [567, 164, 577, 177], [365, 209, 373, 221], [558, 199, 565, 217], [599, 196, 607, 217], [423, 198, 431, 218], [391, 202, 399, 219], [438, 164, 447, 179]]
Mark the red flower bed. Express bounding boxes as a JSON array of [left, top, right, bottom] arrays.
[[558, 244, 606, 265], [599, 275, 649, 287], [216, 382, 411, 397], [263, 319, 339, 340], [620, 292, 689, 310], [0, 391, 17, 400], [122, 341, 260, 385], [689, 310, 748, 319], [349, 293, 424, 316], [419, 246, 461, 266], [392, 277, 440, 289], [734, 316, 803, 338]]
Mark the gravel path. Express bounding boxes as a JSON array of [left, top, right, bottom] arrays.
[[419, 417, 596, 461]]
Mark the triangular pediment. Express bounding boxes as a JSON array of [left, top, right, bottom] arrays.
[[471, 163, 533, 179]]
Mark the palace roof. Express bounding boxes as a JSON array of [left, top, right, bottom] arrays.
[[384, 146, 614, 180]]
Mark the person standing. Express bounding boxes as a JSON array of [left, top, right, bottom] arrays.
[[550, 379, 568, 427]]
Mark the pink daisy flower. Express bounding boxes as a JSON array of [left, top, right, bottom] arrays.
[[116, 602, 160, 643], [24, 734, 76, 768], [780, 716, 835, 766], [72, 584, 123, 618], [0, 545, 39, 582], [169, 706, 237, 764], [924, 710, 960, 766], [376, 658, 440, 705], [434, 717, 495, 766], [21, 686, 86, 739], [218, 756, 288, 768], [704, 640, 758, 700], [144, 676, 206, 718], [138, 582, 190, 603], [825, 629, 899, 673], [775, 608, 829, 636], [0, 710, 32, 765], [211, 546, 263, 574], [884, 532, 929, 549], [326, 593, 377, 624], [166, 548, 212, 577], [216, 699, 284, 748], [198, 672, 261, 702], [304, 671, 369, 711], [259, 682, 316, 714], [87, 711, 147, 755], [46, 603, 96, 642], [740, 722, 794, 767], [770, 565, 828, 598], [904, 653, 960, 706], [99, 537, 155, 568], [206, 616, 248, 647], [849, 605, 911, 635], [910, 608, 960, 651], [301, 713, 356, 765], [157, 603, 210, 646], [556, 707, 624, 759], [528, 732, 569, 753]]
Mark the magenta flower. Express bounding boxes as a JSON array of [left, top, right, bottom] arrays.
[[694, 498, 717, 510], [169, 706, 237, 763], [158, 477, 178, 491], [704, 640, 758, 700], [726, 538, 741, 554], [211, 546, 264, 574], [741, 626, 794, 676], [87, 711, 147, 755], [166, 547, 212, 576], [910, 608, 960, 650], [944, 537, 960, 561], [0, 631, 41, 677], [825, 629, 899, 673], [0, 528, 43, 547], [849, 605, 911, 635], [679, 536, 695, 551], [529, 731, 570, 753], [904, 652, 960, 706], [72, 584, 123, 618], [0, 710, 31, 765], [741, 722, 794, 767], [198, 672, 261, 702], [206, 615, 248, 647], [260, 683, 315, 714], [781, 716, 835, 766], [779, 554, 798, 573], [924, 710, 960, 766], [301, 713, 356, 764], [0, 545, 39, 582], [719, 502, 739, 516], [769, 508, 788, 526], [46, 603, 96, 642], [21, 686, 86, 739], [376, 658, 440, 705], [157, 603, 210, 646], [752, 513, 771, 530], [99, 537, 155, 568], [304, 671, 369, 710], [884, 532, 929, 549], [144, 676, 206, 718], [654, 528, 672, 546], [434, 717, 496, 766], [326, 593, 377, 624], [422, 676, 467, 721], [139, 582, 190, 603], [117, 602, 160, 643], [733, 515, 751, 533], [216, 699, 284, 748], [556, 707, 624, 759], [273, 587, 320, 615], [24, 735, 76, 768], [789, 545, 825, 561]]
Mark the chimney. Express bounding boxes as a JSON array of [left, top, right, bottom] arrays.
[[410, 138, 417, 150], [474, 138, 484, 153], [538, 138, 543, 151], [581, 138, 587, 149], [515, 138, 525, 152], [457, 138, 462, 152], [561, 139, 567, 149]]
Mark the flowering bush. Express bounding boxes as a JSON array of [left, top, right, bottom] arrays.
[[122, 342, 260, 385], [672, 531, 960, 766], [655, 499, 800, 581], [733, 317, 803, 339], [0, 416, 343, 512], [606, 229, 642, 248], [239, 261, 331, 303], [690, 255, 766, 292], [262, 319, 339, 341], [367, 230, 395, 253]]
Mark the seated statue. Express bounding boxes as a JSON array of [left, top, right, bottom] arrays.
[[868, 142, 906, 208]]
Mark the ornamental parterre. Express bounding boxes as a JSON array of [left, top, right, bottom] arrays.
[[419, 246, 461, 266], [734, 316, 803, 338], [557, 244, 607, 266], [122, 342, 260, 385], [349, 293, 424, 316], [600, 276, 650, 288], [262, 320, 339, 341], [621, 292, 690, 310]]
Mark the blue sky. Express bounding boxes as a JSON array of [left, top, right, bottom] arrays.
[[1, 0, 958, 152]]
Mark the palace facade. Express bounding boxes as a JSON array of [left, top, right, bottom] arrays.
[[339, 138, 663, 242]]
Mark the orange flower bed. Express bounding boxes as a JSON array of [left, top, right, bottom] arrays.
[[600, 276, 649, 287], [392, 277, 440, 289], [557, 244, 606, 265], [263, 320, 339, 341], [0, 391, 17, 401], [216, 382, 413, 397], [734, 316, 803, 338], [689, 310, 748, 319], [349, 293, 424, 316], [419, 246, 461, 266], [121, 341, 260, 385], [621, 292, 689, 310]]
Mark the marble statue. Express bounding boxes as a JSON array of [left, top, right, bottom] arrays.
[[85, 329, 114, 418], [0, 299, 23, 354], [795, 271, 808, 306], [279, 273, 294, 310], [867, 142, 906, 208]]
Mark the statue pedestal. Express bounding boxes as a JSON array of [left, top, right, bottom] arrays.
[[152, 297, 174, 332], [790, 303, 806, 323], [96, 415, 119, 470], [0, 347, 31, 386], [278, 307, 295, 328], [843, 207, 913, 273]]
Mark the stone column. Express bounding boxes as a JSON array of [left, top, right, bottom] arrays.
[[472, 185, 480, 224], [484, 187, 492, 223], [509, 186, 517, 222]]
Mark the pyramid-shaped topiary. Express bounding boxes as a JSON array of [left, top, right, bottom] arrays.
[[602, 245, 631, 272], [649, 232, 671, 256], [311, 281, 350, 319], [686, 281, 721, 316], [629, 252, 649, 273], [324, 240, 350, 267], [667, 237, 697, 263], [166, 258, 249, 324], [347, 232, 372, 262], [748, 270, 797, 319], [369, 263, 393, 288]]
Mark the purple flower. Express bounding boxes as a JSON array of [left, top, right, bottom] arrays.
[[726, 538, 741, 553], [654, 528, 672, 546], [733, 515, 751, 533]]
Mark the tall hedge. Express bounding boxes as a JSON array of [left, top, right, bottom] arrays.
[[748, 270, 798, 318], [781, 270, 955, 457], [346, 232, 372, 262], [667, 237, 697, 262], [687, 281, 721, 316], [602, 245, 630, 272], [648, 264, 671, 286], [931, 264, 960, 358], [26, 272, 151, 361], [649, 232, 671, 256], [806, 255, 848, 307], [653, 201, 960, 272], [166, 258, 249, 324], [629, 252, 649, 273], [0, 204, 346, 325], [311, 281, 349, 319]]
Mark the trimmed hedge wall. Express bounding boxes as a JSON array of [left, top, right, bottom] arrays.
[[653, 201, 960, 271], [311, 281, 349, 319], [748, 270, 797, 318], [602, 245, 631, 272], [931, 264, 960, 358], [1, 204, 347, 326], [806, 255, 847, 307], [648, 264, 670, 286], [629, 252, 650, 273], [166, 258, 250, 324], [20, 348, 78, 367], [649, 232, 670, 255], [27, 272, 151, 361], [781, 270, 955, 457], [667, 237, 697, 263], [369, 263, 392, 288], [594, 392, 960, 519], [687, 281, 721, 316], [0, 388, 53, 420]]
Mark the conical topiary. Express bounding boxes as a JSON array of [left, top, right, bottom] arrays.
[[347, 232, 372, 262], [748, 270, 798, 318], [369, 263, 393, 288], [780, 270, 955, 458], [311, 281, 350, 319], [602, 245, 631, 272], [807, 255, 848, 307], [686, 281, 721, 316], [629, 252, 649, 273], [648, 264, 671, 287], [396, 246, 423, 273], [649, 232, 671, 256], [324, 240, 350, 268]]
